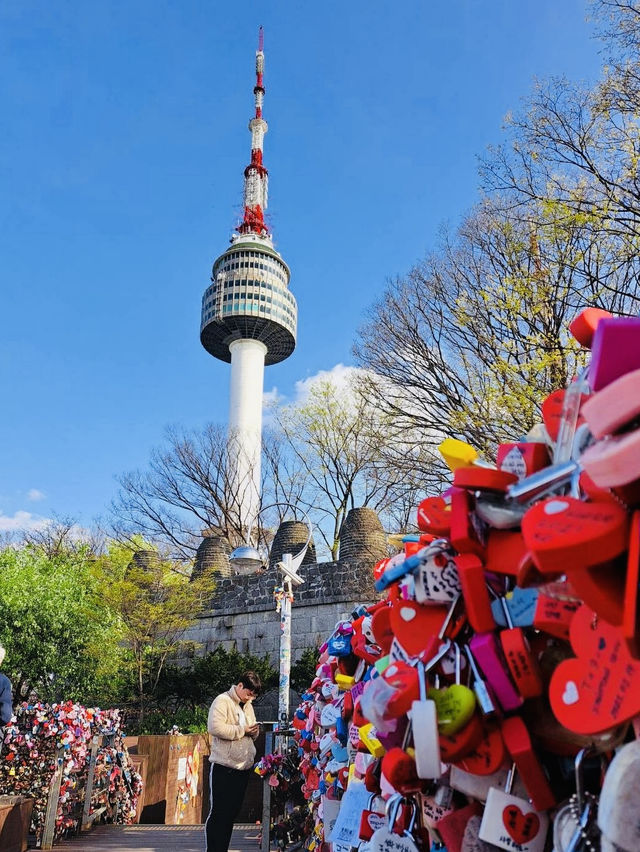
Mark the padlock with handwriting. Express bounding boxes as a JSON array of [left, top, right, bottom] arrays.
[[370, 795, 420, 852], [413, 539, 461, 605], [359, 793, 386, 841], [478, 764, 548, 852]]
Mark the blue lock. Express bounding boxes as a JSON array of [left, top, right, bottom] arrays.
[[327, 633, 352, 656], [490, 586, 538, 627], [374, 548, 428, 592]]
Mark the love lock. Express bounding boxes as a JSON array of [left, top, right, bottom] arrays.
[[370, 794, 420, 852], [478, 763, 549, 852], [409, 644, 447, 780], [553, 748, 601, 852], [427, 644, 477, 737], [359, 793, 386, 841], [413, 539, 461, 605]]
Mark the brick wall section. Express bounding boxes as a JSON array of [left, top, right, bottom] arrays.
[[186, 559, 379, 663]]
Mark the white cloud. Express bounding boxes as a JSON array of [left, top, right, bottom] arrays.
[[27, 489, 46, 502], [292, 364, 366, 405], [262, 386, 282, 408], [0, 511, 51, 532]]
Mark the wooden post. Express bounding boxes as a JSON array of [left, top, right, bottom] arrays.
[[261, 730, 273, 852], [41, 747, 64, 851], [81, 735, 101, 832]]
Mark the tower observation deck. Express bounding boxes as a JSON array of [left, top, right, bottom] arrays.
[[200, 28, 297, 534]]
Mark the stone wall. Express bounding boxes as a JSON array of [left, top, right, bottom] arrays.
[[186, 558, 379, 664]]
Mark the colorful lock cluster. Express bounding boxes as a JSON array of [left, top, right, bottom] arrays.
[[0, 700, 142, 846], [290, 308, 640, 852]]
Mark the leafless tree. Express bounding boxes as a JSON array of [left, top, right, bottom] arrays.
[[355, 198, 640, 459]]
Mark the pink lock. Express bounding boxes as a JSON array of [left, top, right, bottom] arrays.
[[468, 632, 523, 713]]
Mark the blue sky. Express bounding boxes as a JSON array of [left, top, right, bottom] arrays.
[[0, 1, 602, 531]]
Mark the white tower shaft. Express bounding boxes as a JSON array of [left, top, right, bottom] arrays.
[[228, 338, 267, 532]]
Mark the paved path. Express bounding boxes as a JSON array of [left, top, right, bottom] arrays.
[[52, 823, 263, 852]]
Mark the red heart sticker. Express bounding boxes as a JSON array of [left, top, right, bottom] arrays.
[[502, 805, 540, 845], [389, 599, 448, 658], [521, 496, 629, 574], [549, 604, 640, 734]]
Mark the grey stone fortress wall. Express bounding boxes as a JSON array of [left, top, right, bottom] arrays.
[[185, 558, 379, 664]]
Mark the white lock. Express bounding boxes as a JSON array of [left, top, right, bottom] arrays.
[[413, 540, 461, 605], [370, 795, 420, 852], [478, 764, 549, 852], [450, 762, 529, 803], [410, 654, 441, 780]]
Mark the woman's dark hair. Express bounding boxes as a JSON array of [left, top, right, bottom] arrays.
[[238, 671, 262, 695]]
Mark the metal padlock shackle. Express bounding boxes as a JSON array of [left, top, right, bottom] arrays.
[[385, 793, 417, 837], [366, 792, 380, 810], [573, 745, 610, 813]]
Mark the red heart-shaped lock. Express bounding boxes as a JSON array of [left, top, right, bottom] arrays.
[[382, 661, 419, 717], [549, 604, 640, 734], [371, 605, 394, 654], [417, 496, 452, 536], [521, 496, 629, 574], [541, 388, 587, 442], [381, 747, 422, 794], [389, 599, 449, 658], [453, 720, 506, 776], [439, 712, 484, 762]]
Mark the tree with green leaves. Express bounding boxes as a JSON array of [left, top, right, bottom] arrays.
[[0, 543, 124, 703], [481, 1, 640, 253], [93, 540, 217, 724]]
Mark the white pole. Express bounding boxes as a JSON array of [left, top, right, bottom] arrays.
[[228, 338, 267, 533], [277, 556, 294, 738]]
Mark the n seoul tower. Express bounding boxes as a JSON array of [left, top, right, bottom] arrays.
[[200, 28, 297, 534]]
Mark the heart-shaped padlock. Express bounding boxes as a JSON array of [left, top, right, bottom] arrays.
[[427, 644, 476, 736]]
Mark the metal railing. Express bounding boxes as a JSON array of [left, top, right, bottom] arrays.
[[260, 723, 295, 852]]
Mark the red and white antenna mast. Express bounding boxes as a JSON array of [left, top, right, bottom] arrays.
[[238, 26, 269, 237]]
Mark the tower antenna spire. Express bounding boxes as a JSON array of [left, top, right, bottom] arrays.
[[200, 30, 298, 538], [239, 25, 269, 236]]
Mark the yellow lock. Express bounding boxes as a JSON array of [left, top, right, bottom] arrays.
[[359, 722, 386, 758], [335, 673, 355, 690], [438, 438, 479, 471], [348, 762, 357, 782]]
